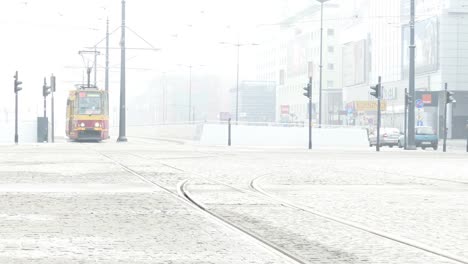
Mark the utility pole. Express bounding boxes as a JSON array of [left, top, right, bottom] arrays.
[[14, 71, 22, 144], [105, 18, 110, 92], [189, 65, 192, 122], [50, 75, 56, 143], [42, 77, 51, 142], [117, 0, 127, 142], [303, 77, 313, 149], [370, 76, 382, 152], [407, 0, 417, 150], [219, 40, 258, 123], [228, 118, 232, 146], [443, 83, 456, 152], [105, 18, 110, 137], [404, 88, 412, 150], [404, 88, 408, 149], [317, 0, 329, 127], [236, 42, 240, 123], [94, 47, 98, 87], [43, 78, 48, 118]]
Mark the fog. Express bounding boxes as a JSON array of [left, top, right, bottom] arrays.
[[0, 0, 311, 134]]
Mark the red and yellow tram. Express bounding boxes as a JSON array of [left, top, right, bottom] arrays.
[[66, 87, 109, 141]]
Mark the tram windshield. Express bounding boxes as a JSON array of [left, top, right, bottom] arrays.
[[77, 92, 102, 115]]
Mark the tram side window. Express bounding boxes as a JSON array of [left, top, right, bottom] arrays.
[[78, 96, 102, 115]]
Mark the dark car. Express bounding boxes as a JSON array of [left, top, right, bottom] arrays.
[[398, 126, 438, 150]]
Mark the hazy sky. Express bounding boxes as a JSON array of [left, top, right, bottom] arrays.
[[1, 0, 310, 117]]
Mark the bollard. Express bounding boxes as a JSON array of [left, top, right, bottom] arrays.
[[228, 118, 231, 146]]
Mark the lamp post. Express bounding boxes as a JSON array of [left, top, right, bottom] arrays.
[[220, 41, 259, 123], [317, 0, 330, 127], [177, 64, 204, 122]]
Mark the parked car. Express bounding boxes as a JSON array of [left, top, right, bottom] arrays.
[[369, 128, 400, 148], [398, 126, 438, 150]]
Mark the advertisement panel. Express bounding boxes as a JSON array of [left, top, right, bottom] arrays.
[[354, 101, 388, 112], [402, 17, 439, 77]]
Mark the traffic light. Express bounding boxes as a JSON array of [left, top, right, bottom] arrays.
[[370, 83, 381, 99], [405, 92, 413, 105], [14, 71, 22, 93], [43, 77, 50, 97], [303, 82, 311, 98], [50, 75, 56, 92], [446, 91, 456, 104]]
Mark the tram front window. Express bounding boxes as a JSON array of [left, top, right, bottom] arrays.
[[78, 93, 102, 115]]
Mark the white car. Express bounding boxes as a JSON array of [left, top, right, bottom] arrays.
[[369, 128, 401, 148]]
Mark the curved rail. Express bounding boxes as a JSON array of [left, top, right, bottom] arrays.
[[250, 176, 468, 264], [94, 149, 307, 264], [178, 179, 309, 264]]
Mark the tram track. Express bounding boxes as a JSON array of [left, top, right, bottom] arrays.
[[89, 145, 468, 264], [249, 176, 468, 264], [91, 149, 308, 264]]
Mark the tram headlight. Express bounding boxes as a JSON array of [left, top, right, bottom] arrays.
[[94, 122, 100, 128], [80, 122, 85, 128]]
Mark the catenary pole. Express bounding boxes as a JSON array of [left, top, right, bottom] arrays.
[[117, 0, 127, 142], [407, 0, 416, 150]]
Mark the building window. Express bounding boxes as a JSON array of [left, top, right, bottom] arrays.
[[327, 63, 335, 70], [328, 46, 334, 53], [327, 29, 335, 36], [327, 81, 334, 88]]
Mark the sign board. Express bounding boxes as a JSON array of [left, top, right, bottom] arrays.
[[415, 99, 424, 109], [415, 91, 439, 107], [382, 87, 397, 100], [354, 100, 387, 112], [280, 105, 290, 115], [422, 94, 432, 104]]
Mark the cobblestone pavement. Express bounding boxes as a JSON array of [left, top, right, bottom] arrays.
[[152, 147, 468, 263], [0, 139, 467, 263], [185, 179, 458, 264], [0, 142, 293, 264]]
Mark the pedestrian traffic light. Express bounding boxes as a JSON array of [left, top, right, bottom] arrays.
[[43, 78, 50, 97], [14, 71, 22, 93], [370, 83, 380, 99], [446, 91, 456, 104], [303, 83, 311, 98]]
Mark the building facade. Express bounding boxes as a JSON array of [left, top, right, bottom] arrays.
[[341, 0, 468, 138], [230, 81, 276, 122], [256, 3, 343, 124]]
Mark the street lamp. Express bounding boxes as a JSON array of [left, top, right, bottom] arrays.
[[177, 64, 204, 122], [219, 41, 259, 123], [316, 0, 330, 127]]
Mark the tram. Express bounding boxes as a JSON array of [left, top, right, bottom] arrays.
[[65, 86, 109, 141]]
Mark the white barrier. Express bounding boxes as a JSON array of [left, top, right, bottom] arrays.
[[111, 123, 203, 141], [119, 122, 369, 148], [200, 124, 369, 148]]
